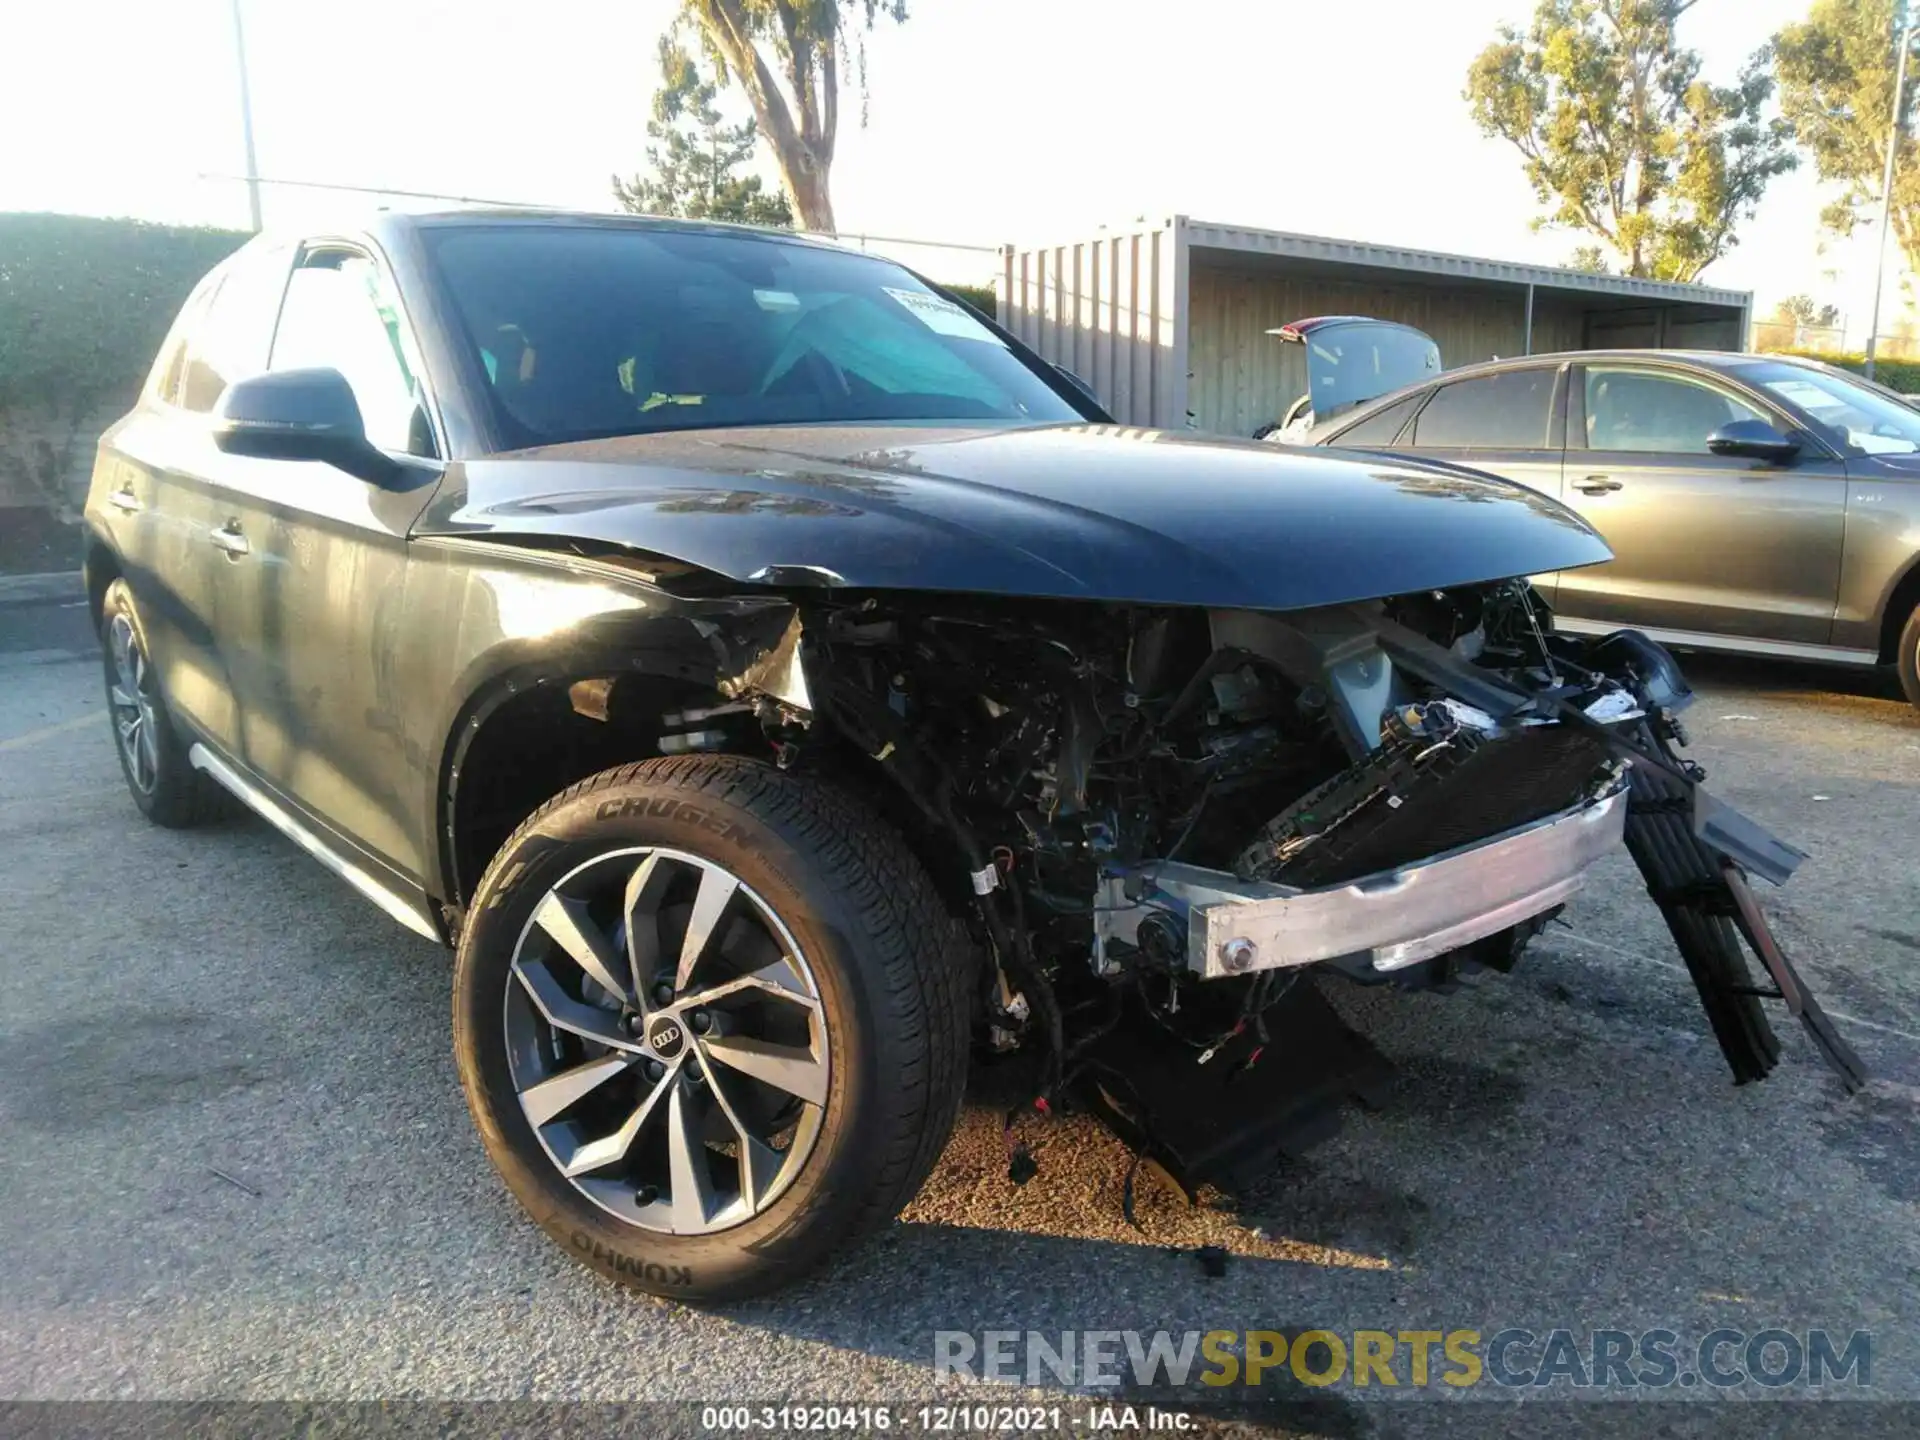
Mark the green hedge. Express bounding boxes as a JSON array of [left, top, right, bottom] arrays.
[[0, 221, 1006, 412], [939, 281, 998, 319], [0, 213, 248, 415], [1773, 347, 1920, 395]]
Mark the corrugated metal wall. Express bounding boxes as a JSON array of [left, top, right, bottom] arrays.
[[1585, 310, 1744, 350], [999, 220, 1189, 429], [1186, 265, 1586, 437], [1003, 219, 1749, 436]]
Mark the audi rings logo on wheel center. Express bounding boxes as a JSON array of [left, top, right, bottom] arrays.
[[646, 1014, 687, 1060], [507, 845, 829, 1243]]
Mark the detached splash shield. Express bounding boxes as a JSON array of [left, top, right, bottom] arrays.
[[1371, 612, 1864, 1091], [1081, 609, 1866, 1095]]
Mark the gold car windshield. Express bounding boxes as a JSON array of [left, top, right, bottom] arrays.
[[1740, 361, 1920, 456]]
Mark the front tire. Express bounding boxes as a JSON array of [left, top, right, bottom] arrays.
[[1897, 604, 1920, 712], [453, 755, 972, 1303]]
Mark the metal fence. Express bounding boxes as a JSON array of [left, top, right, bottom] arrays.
[[1751, 320, 1847, 354], [1752, 318, 1920, 361], [1865, 332, 1920, 360]]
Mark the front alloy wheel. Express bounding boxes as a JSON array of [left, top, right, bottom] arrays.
[[455, 755, 970, 1302], [506, 846, 829, 1234]]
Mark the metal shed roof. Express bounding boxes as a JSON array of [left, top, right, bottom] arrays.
[[1181, 216, 1751, 308], [999, 215, 1753, 431]]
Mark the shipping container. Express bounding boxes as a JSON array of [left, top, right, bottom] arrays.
[[1000, 217, 1752, 436]]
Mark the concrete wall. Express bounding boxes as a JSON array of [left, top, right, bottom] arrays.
[[0, 399, 119, 572], [0, 403, 115, 512]]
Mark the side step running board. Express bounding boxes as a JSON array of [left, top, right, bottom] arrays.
[[188, 744, 443, 943]]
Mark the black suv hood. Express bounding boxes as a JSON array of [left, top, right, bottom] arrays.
[[420, 423, 1610, 609]]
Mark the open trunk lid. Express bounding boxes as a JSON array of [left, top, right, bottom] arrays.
[[1266, 317, 1441, 440]]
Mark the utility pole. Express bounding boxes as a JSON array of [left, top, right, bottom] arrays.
[[230, 0, 263, 231], [1866, 1, 1915, 380]]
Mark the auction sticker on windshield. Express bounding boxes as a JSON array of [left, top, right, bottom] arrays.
[[884, 286, 999, 343], [1764, 378, 1846, 415]]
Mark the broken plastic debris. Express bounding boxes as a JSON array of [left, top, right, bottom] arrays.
[[1582, 689, 1645, 724], [1007, 1144, 1038, 1186], [1437, 697, 1500, 735], [1188, 1245, 1231, 1278]]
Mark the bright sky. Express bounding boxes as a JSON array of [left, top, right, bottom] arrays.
[[2, 0, 1904, 336]]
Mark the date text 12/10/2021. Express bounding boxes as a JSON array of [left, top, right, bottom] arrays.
[[700, 1405, 1194, 1432]]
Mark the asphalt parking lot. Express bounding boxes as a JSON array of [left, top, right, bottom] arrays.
[[3, 585, 1918, 1434]]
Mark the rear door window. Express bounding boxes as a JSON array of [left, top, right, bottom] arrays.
[[1329, 392, 1422, 446], [147, 279, 216, 407], [176, 244, 293, 413], [1410, 369, 1557, 449]]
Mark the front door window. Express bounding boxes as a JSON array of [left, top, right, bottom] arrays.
[[271, 252, 436, 457], [1582, 368, 1764, 453]]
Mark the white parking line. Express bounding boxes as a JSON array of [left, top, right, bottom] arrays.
[[1557, 928, 1920, 1047], [0, 713, 100, 753]]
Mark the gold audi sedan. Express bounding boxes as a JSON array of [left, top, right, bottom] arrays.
[[1315, 346, 1920, 712]]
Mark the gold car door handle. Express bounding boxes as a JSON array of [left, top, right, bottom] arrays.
[[208, 521, 251, 557], [1574, 475, 1622, 495], [106, 487, 144, 514]]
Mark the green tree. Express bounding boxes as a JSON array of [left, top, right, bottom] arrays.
[[1775, 0, 1920, 274], [1774, 292, 1842, 326], [662, 1, 909, 231], [614, 39, 793, 226], [1467, 0, 1796, 280], [1567, 243, 1614, 271]]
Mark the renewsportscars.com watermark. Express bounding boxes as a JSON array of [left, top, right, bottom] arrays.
[[934, 1328, 1872, 1391]]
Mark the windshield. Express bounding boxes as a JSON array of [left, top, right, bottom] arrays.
[[425, 224, 1081, 447], [1736, 360, 1920, 456]]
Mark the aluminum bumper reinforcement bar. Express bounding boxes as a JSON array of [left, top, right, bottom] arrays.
[[1097, 788, 1629, 979]]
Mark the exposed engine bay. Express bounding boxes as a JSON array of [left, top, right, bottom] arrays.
[[681, 577, 1865, 1190], [804, 583, 1624, 971]]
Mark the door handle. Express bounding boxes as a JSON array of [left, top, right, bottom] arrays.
[[208, 521, 250, 557], [1574, 475, 1623, 495], [106, 487, 144, 514]]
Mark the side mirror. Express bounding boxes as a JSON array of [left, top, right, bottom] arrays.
[[1707, 418, 1801, 462], [213, 369, 398, 485]]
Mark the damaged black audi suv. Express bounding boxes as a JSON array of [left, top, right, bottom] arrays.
[[83, 211, 1860, 1302]]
